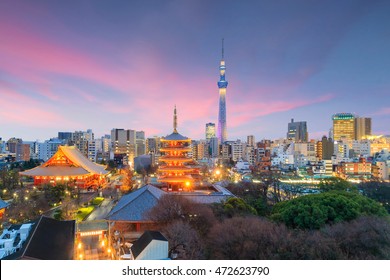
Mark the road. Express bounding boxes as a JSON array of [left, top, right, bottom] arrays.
[[85, 198, 116, 221]]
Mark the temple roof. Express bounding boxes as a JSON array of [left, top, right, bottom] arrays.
[[0, 198, 8, 209], [20, 166, 90, 177], [106, 185, 165, 222], [162, 132, 189, 141], [20, 145, 108, 177]]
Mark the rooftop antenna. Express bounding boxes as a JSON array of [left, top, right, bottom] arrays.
[[173, 105, 178, 133], [222, 38, 224, 60]]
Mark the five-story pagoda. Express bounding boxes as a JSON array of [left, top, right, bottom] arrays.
[[158, 106, 195, 191]]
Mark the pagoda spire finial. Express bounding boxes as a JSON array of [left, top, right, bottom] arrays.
[[222, 38, 224, 60], [173, 105, 178, 133]]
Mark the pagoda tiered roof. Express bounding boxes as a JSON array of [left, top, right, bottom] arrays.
[[158, 166, 195, 172], [159, 147, 191, 152], [159, 156, 193, 162], [158, 175, 194, 183], [161, 132, 190, 142]]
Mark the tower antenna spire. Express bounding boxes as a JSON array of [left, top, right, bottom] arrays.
[[222, 38, 224, 59], [173, 105, 178, 133]]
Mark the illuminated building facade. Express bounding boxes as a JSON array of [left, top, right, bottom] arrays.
[[217, 39, 228, 143], [20, 146, 108, 188], [205, 123, 216, 141], [355, 117, 372, 140], [157, 107, 196, 191], [332, 113, 355, 141], [111, 128, 136, 166]]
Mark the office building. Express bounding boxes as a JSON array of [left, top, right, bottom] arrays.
[[206, 123, 216, 141], [332, 113, 355, 141], [287, 119, 308, 142]]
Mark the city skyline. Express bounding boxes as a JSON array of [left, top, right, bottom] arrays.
[[1, 0, 389, 142]]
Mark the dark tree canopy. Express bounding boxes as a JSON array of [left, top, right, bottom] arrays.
[[207, 215, 390, 260], [146, 194, 216, 237], [318, 177, 356, 192], [221, 197, 258, 218], [271, 191, 387, 229], [359, 181, 390, 213]]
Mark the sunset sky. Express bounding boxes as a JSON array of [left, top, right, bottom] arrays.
[[1, 0, 389, 142]]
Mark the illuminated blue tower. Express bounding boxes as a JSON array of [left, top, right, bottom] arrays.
[[217, 39, 228, 143]]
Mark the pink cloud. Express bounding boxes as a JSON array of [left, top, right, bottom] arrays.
[[373, 107, 390, 116], [229, 93, 334, 127], [0, 86, 76, 128]]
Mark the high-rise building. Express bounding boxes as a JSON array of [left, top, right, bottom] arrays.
[[287, 119, 308, 142], [146, 136, 161, 154], [136, 131, 146, 156], [332, 113, 355, 141], [6, 138, 30, 161], [205, 123, 216, 141], [38, 138, 65, 161], [71, 129, 94, 158], [23, 141, 39, 160], [321, 136, 334, 160], [111, 128, 136, 167], [146, 136, 161, 166], [58, 132, 73, 143], [0, 138, 6, 153], [355, 117, 372, 140], [247, 135, 255, 147], [232, 140, 244, 162], [209, 137, 219, 158], [196, 140, 208, 160], [101, 135, 111, 154], [217, 39, 228, 143]]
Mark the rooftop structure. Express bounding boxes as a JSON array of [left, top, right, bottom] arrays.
[[2, 216, 76, 260], [107, 184, 234, 224], [0, 222, 33, 259], [20, 145, 108, 188], [130, 231, 168, 260]]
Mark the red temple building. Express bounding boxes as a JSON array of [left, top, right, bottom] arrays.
[[20, 146, 108, 189], [158, 106, 198, 191]]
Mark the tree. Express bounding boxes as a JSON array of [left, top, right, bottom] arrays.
[[162, 220, 205, 260], [43, 184, 66, 205], [319, 177, 356, 192], [271, 191, 387, 229], [221, 197, 257, 217], [121, 168, 135, 194], [0, 169, 20, 191], [207, 216, 291, 259], [226, 181, 270, 216], [358, 181, 390, 213], [146, 194, 216, 237], [322, 216, 390, 259]]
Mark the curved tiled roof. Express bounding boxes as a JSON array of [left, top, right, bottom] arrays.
[[162, 132, 189, 141], [0, 198, 8, 209], [20, 146, 108, 177], [20, 166, 89, 177], [106, 185, 165, 222]]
